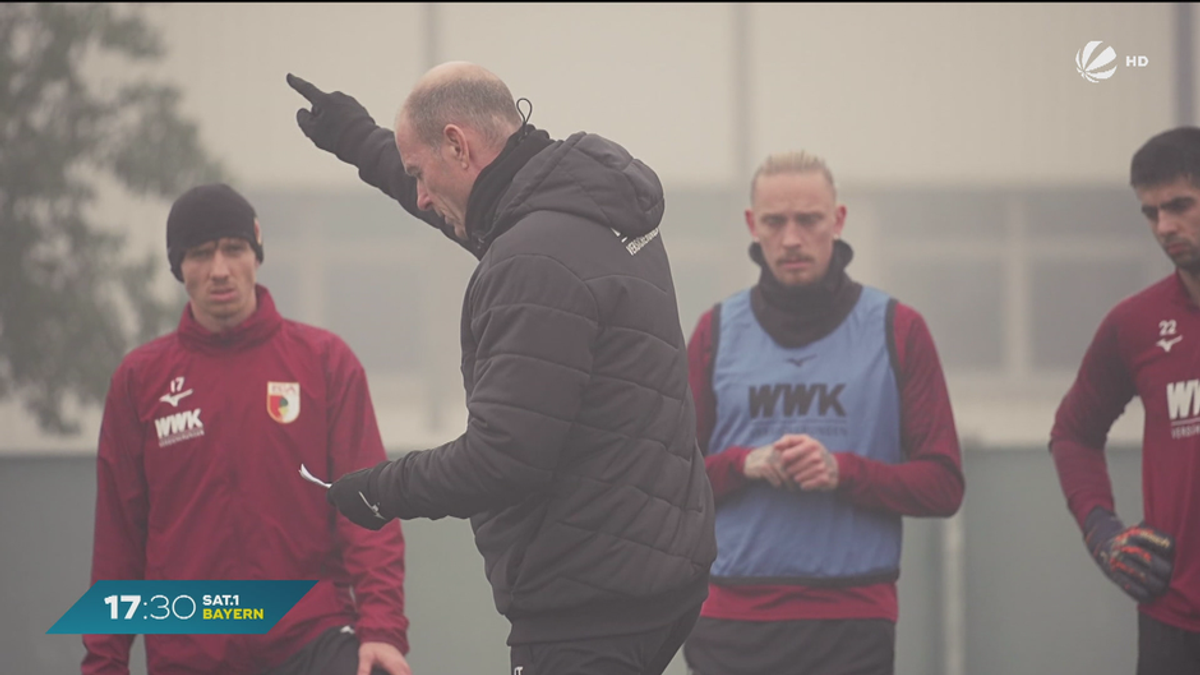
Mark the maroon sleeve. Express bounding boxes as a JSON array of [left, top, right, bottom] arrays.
[[83, 365, 147, 675], [688, 309, 756, 501], [1048, 310, 1134, 530], [834, 303, 965, 517], [326, 341, 410, 654]]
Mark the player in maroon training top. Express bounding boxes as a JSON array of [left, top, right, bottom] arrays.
[[84, 184, 410, 675], [1051, 126, 1200, 674]]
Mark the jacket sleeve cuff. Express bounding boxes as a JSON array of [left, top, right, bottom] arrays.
[[732, 446, 754, 474], [834, 452, 862, 491]]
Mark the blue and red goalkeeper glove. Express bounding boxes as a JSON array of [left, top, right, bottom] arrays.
[[1084, 507, 1174, 604]]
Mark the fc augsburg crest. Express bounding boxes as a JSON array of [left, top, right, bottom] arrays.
[[267, 382, 301, 424]]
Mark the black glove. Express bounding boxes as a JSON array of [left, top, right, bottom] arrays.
[[327, 460, 394, 531], [1084, 507, 1174, 603], [286, 73, 381, 164]]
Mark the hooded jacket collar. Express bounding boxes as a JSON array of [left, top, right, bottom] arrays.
[[177, 284, 283, 354], [461, 126, 664, 259], [464, 125, 554, 258]]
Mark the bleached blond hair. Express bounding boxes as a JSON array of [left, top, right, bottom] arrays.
[[749, 151, 837, 202]]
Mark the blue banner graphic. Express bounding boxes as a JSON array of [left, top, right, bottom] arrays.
[[47, 580, 317, 634]]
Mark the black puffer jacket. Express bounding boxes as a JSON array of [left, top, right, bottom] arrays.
[[343, 123, 717, 644]]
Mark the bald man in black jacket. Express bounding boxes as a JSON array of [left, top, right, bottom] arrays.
[[289, 62, 715, 675]]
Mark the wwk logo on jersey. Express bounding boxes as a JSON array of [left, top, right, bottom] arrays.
[[748, 383, 847, 419], [1166, 379, 1200, 440], [155, 408, 205, 447], [267, 382, 301, 424]]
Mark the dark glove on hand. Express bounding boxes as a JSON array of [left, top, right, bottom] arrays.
[[286, 73, 381, 164], [1084, 507, 1174, 604], [327, 460, 393, 531]]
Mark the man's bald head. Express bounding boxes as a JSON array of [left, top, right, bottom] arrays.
[[397, 61, 523, 150]]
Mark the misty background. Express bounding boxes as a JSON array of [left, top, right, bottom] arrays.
[[2, 3, 1197, 674]]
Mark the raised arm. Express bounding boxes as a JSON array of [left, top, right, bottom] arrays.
[[286, 73, 467, 250]]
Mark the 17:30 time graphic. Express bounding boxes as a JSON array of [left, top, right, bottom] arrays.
[[104, 594, 207, 621], [48, 581, 314, 635]]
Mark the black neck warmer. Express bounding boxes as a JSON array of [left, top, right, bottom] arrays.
[[748, 239, 863, 348], [463, 124, 554, 257]]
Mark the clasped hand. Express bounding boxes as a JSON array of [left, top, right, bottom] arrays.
[[743, 433, 839, 491]]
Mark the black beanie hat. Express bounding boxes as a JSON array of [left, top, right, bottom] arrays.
[[166, 183, 265, 281]]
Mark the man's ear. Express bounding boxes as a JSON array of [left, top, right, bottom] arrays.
[[443, 124, 469, 168], [745, 208, 758, 242], [833, 204, 847, 239]]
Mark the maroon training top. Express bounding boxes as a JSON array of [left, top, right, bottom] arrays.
[[1051, 272, 1200, 632], [85, 286, 408, 675]]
